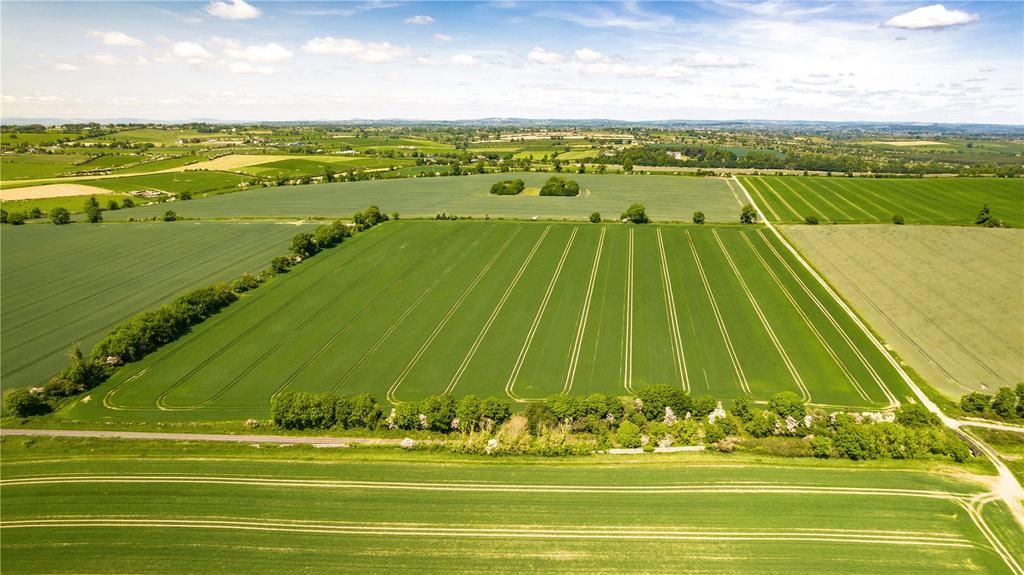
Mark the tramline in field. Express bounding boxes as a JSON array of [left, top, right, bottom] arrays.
[[71, 220, 912, 422]]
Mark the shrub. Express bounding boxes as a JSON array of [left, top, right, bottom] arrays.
[[7, 211, 26, 225], [85, 206, 102, 223], [635, 384, 690, 421], [740, 204, 757, 224], [810, 435, 833, 458], [616, 420, 642, 448], [122, 197, 136, 208], [548, 393, 587, 422], [895, 403, 939, 427], [269, 256, 293, 274], [481, 397, 512, 425], [50, 205, 71, 224], [804, 215, 819, 225], [731, 396, 754, 422], [162, 210, 178, 222], [28, 207, 42, 219], [272, 392, 336, 430], [621, 203, 649, 223], [768, 391, 805, 419], [524, 402, 556, 433], [892, 214, 904, 225], [704, 423, 726, 444], [5, 389, 52, 417], [290, 232, 319, 259], [539, 176, 579, 196], [490, 179, 525, 195], [231, 273, 263, 293], [691, 395, 717, 418], [421, 394, 457, 431], [991, 387, 1018, 419], [0, 209, 6, 223], [107, 200, 120, 210], [747, 411, 776, 438], [589, 212, 601, 223], [692, 211, 705, 224], [960, 392, 991, 414], [347, 393, 382, 429], [179, 190, 193, 201]]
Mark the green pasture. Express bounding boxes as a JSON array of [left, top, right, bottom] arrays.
[[1, 132, 82, 146], [83, 128, 222, 146], [0, 155, 91, 179], [70, 221, 910, 423], [0, 440, 1014, 574], [741, 176, 1024, 226], [238, 156, 415, 179], [0, 221, 312, 390], [98, 173, 741, 222], [1, 193, 131, 217]]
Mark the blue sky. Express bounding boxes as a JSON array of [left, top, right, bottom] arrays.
[[2, 1, 1021, 123]]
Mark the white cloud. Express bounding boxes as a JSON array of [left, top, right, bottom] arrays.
[[205, 0, 261, 20], [528, 47, 565, 65], [86, 54, 122, 65], [574, 48, 604, 63], [224, 42, 293, 63], [52, 63, 80, 72], [450, 53, 480, 66], [417, 56, 437, 66], [135, 56, 150, 65], [89, 31, 144, 47], [883, 4, 979, 30], [302, 36, 409, 62], [173, 41, 211, 63], [677, 52, 745, 68], [434, 33, 453, 42], [230, 62, 274, 75], [405, 15, 434, 25]]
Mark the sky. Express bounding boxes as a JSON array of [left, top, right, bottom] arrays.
[[1, 0, 1022, 124]]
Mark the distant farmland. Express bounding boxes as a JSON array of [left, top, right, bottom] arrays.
[[98, 173, 742, 222], [0, 222, 311, 390], [72, 221, 911, 422], [741, 176, 1023, 226]]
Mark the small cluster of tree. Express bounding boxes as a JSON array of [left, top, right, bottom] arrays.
[[975, 204, 1009, 228], [434, 212, 471, 220], [290, 219, 351, 260], [490, 178, 525, 195], [621, 203, 649, 223], [740, 204, 758, 224], [272, 391, 512, 433], [892, 214, 905, 225], [83, 196, 103, 223], [804, 215, 819, 225], [352, 205, 389, 230], [960, 384, 1024, 421], [692, 211, 705, 224], [539, 176, 580, 196], [590, 212, 602, 223]]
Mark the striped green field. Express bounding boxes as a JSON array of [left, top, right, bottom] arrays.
[[70, 220, 912, 423], [1, 439, 1019, 574], [95, 173, 742, 222], [0, 222, 311, 390], [740, 176, 1023, 226]]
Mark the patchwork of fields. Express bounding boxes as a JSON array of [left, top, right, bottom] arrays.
[[1, 222, 311, 390], [741, 176, 1023, 226], [1, 444, 1018, 574], [784, 224, 1024, 397], [99, 173, 742, 222], [71, 220, 911, 422]]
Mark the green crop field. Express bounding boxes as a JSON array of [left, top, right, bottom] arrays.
[[237, 157, 415, 179], [1, 439, 1018, 574], [86, 170, 250, 195], [97, 173, 742, 222], [69, 220, 912, 423], [0, 221, 312, 390], [741, 176, 1024, 226]]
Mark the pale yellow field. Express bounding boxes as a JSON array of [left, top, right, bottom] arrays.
[[784, 224, 1024, 398], [0, 183, 113, 201], [183, 154, 298, 171]]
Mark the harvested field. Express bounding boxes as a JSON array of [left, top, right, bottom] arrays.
[[0, 183, 112, 201], [183, 154, 300, 171], [69, 221, 912, 423], [1, 442, 1018, 574], [0, 221, 312, 390], [741, 176, 1023, 226], [783, 224, 1024, 397], [870, 141, 950, 147]]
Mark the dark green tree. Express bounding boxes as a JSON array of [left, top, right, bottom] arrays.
[[740, 204, 757, 224]]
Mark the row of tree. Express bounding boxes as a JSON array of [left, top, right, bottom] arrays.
[[960, 384, 1024, 421]]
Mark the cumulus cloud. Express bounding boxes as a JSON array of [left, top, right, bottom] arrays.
[[574, 48, 604, 63], [224, 42, 293, 63], [528, 47, 565, 65], [205, 0, 261, 20], [89, 31, 144, 47], [676, 52, 745, 68], [302, 36, 409, 62], [883, 4, 979, 30], [86, 54, 122, 65], [434, 33, 453, 42], [450, 53, 480, 66], [52, 63, 80, 71], [405, 15, 434, 25], [173, 41, 211, 63]]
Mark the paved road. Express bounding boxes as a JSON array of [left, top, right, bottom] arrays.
[[0, 428, 406, 446]]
